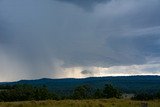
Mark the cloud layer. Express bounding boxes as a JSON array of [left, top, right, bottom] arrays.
[[0, 0, 160, 81]]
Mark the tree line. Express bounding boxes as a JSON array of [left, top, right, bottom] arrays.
[[132, 92, 160, 101], [0, 84, 160, 101], [0, 84, 58, 102], [0, 84, 122, 101], [72, 84, 122, 99]]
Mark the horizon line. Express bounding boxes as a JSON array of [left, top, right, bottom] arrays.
[[1, 74, 160, 83]]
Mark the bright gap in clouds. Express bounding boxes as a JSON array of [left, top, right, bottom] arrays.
[[55, 64, 160, 79]]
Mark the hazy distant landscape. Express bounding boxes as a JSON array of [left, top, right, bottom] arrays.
[[1, 76, 160, 95], [0, 76, 160, 107]]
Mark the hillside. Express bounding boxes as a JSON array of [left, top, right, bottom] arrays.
[[1, 76, 160, 95]]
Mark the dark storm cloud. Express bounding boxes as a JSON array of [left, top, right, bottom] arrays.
[[0, 19, 9, 44], [0, 0, 160, 81], [104, 32, 160, 66], [56, 0, 111, 11], [81, 70, 93, 75]]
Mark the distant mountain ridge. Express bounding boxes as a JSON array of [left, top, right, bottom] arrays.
[[1, 76, 160, 95]]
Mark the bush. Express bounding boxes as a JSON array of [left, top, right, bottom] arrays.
[[72, 85, 92, 99], [132, 93, 154, 101], [103, 84, 122, 99]]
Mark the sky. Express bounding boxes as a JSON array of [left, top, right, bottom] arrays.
[[0, 0, 160, 82]]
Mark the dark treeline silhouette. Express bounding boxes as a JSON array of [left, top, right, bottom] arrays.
[[71, 84, 121, 99], [132, 92, 160, 101], [0, 84, 160, 102], [0, 84, 58, 102], [0, 84, 122, 101]]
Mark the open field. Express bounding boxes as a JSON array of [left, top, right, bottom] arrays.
[[0, 99, 160, 107]]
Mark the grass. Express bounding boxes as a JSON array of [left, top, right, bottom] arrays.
[[0, 99, 159, 107]]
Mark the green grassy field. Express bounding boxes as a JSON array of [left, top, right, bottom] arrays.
[[0, 99, 159, 107]]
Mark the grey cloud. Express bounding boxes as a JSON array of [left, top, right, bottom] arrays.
[[81, 70, 93, 75], [0, 0, 160, 81], [56, 0, 111, 11]]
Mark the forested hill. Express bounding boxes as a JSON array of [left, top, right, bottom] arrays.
[[1, 76, 160, 95]]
